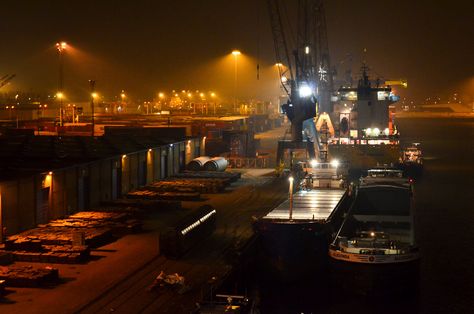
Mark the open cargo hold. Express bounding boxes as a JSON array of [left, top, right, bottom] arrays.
[[160, 205, 217, 259]]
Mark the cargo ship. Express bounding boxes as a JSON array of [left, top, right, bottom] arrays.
[[255, 160, 353, 282], [328, 168, 420, 294]]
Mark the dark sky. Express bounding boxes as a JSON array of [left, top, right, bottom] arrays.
[[1, 0, 473, 102]]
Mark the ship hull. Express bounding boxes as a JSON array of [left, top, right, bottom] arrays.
[[329, 252, 420, 296], [255, 220, 330, 282]]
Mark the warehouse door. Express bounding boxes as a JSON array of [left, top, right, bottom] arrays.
[[78, 176, 91, 210], [112, 167, 119, 200], [138, 160, 147, 187], [161, 154, 168, 179], [36, 187, 50, 225], [179, 150, 185, 171]]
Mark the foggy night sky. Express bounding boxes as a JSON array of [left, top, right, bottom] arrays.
[[0, 0, 472, 102]]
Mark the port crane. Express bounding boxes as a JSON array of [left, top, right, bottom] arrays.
[[268, 0, 333, 165]]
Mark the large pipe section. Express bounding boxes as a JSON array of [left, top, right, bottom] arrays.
[[187, 156, 211, 171], [203, 157, 228, 172]]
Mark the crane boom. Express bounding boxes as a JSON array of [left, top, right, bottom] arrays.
[[0, 74, 15, 89], [267, 0, 294, 94]]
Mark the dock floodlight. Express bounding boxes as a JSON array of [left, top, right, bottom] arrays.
[[298, 83, 312, 98], [310, 159, 318, 168], [373, 128, 380, 136], [331, 159, 339, 168]]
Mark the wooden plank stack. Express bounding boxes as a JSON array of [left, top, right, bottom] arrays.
[[2, 210, 142, 264], [0, 265, 59, 287], [127, 190, 200, 201]]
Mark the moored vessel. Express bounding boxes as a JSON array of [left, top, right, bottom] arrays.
[[255, 160, 353, 282], [329, 168, 420, 294]]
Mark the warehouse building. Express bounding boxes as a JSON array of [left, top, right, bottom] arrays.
[[0, 127, 203, 235]]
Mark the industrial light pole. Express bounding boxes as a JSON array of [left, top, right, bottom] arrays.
[[56, 42, 67, 126], [89, 80, 96, 136], [289, 176, 294, 220], [232, 50, 241, 114]]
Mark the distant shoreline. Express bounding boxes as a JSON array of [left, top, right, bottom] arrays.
[[395, 112, 474, 119]]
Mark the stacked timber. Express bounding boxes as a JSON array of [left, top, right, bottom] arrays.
[[127, 189, 200, 201], [1, 209, 145, 264], [0, 265, 59, 287], [11, 245, 89, 264], [174, 171, 241, 183], [5, 226, 113, 247], [148, 179, 226, 194], [69, 211, 129, 221], [101, 199, 182, 211]]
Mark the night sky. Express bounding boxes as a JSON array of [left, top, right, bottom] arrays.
[[1, 0, 472, 102]]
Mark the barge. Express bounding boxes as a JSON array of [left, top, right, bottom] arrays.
[[329, 168, 420, 294], [255, 161, 353, 282]]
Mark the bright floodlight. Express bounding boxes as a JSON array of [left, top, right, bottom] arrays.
[[310, 159, 318, 168], [299, 84, 312, 98], [330, 159, 340, 168], [281, 76, 288, 83], [366, 128, 372, 136], [232, 50, 241, 56], [56, 92, 64, 99], [56, 41, 67, 51], [288, 176, 294, 183], [275, 63, 283, 67], [373, 128, 380, 136], [384, 128, 390, 136]]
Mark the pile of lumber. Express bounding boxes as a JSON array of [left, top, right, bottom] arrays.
[[174, 171, 241, 182], [2, 210, 143, 264], [10, 245, 89, 264], [101, 199, 182, 211], [127, 189, 200, 201], [6, 226, 113, 247], [0, 265, 59, 287]]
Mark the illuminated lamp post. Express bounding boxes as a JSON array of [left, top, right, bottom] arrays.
[[120, 90, 126, 114], [89, 80, 96, 136], [56, 41, 67, 126], [210, 92, 217, 115], [232, 50, 241, 114], [288, 176, 294, 220], [158, 92, 164, 112]]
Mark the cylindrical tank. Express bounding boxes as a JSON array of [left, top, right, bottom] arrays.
[[187, 156, 211, 171], [203, 157, 228, 172]]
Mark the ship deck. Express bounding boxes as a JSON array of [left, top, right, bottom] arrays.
[[263, 189, 346, 221]]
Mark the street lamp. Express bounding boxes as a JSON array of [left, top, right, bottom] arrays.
[[232, 50, 241, 114], [210, 92, 217, 115], [120, 90, 126, 114], [56, 41, 67, 126], [89, 80, 96, 136]]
